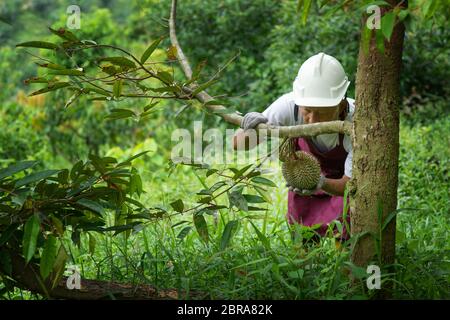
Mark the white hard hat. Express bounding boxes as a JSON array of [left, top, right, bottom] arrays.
[[293, 52, 350, 107]]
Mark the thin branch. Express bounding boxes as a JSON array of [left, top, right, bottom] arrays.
[[168, 0, 352, 138], [169, 0, 193, 79]]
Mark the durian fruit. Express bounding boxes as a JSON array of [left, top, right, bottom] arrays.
[[281, 151, 321, 190]]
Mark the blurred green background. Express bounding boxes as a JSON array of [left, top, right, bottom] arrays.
[[0, 0, 448, 299]]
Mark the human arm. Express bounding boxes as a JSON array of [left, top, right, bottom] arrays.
[[233, 93, 297, 150]]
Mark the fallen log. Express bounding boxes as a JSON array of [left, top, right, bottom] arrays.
[[3, 250, 207, 300]]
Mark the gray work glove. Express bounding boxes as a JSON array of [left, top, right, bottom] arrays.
[[240, 112, 268, 130], [287, 175, 326, 196]]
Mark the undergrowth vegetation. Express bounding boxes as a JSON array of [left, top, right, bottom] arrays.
[[0, 0, 448, 300]]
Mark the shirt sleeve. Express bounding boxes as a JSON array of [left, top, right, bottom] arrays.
[[343, 134, 353, 177], [262, 93, 297, 126], [343, 99, 355, 178], [344, 150, 352, 178]]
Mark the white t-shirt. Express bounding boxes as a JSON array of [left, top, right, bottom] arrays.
[[262, 92, 354, 177]]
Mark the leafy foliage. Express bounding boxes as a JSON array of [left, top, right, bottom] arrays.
[[0, 153, 152, 289], [0, 0, 448, 300]]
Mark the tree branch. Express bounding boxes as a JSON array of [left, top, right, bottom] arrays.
[[169, 0, 352, 138]]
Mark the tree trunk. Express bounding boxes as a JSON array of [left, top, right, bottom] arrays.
[[350, 1, 405, 271]]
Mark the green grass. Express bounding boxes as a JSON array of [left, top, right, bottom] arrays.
[[3, 115, 449, 300]]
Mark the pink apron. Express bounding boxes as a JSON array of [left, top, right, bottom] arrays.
[[287, 130, 350, 240]]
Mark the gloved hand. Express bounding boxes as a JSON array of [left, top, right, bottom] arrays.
[[287, 175, 326, 196], [240, 112, 268, 130]]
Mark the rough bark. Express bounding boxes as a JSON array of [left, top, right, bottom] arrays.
[[350, 1, 405, 269]]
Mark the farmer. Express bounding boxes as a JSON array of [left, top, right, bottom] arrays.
[[233, 52, 353, 241]]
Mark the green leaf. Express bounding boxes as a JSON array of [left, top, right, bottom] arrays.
[[0, 161, 38, 180], [23, 77, 50, 84], [174, 104, 190, 118], [191, 60, 207, 81], [29, 82, 71, 96], [51, 246, 68, 290], [287, 269, 304, 279], [51, 216, 64, 236], [113, 79, 123, 99], [249, 221, 271, 250], [76, 198, 105, 215], [170, 199, 184, 213], [140, 36, 163, 64], [22, 215, 41, 263], [88, 233, 96, 254], [220, 220, 238, 250], [177, 226, 192, 241], [16, 41, 58, 50], [204, 204, 227, 211], [36, 62, 65, 70], [207, 181, 227, 194], [206, 169, 218, 177], [48, 68, 84, 76], [105, 108, 136, 120], [301, 0, 312, 25], [143, 102, 160, 112], [422, 0, 437, 19], [251, 176, 277, 188], [70, 160, 84, 180], [246, 207, 267, 212], [234, 164, 253, 179], [381, 11, 396, 41], [191, 79, 218, 96], [344, 262, 367, 279], [99, 56, 136, 69], [129, 172, 143, 197], [65, 91, 82, 109], [156, 71, 173, 84], [48, 27, 79, 42], [15, 170, 60, 188], [40, 235, 57, 280], [118, 151, 150, 166], [243, 194, 266, 204], [103, 223, 139, 234], [89, 96, 109, 101], [228, 190, 248, 212], [85, 86, 111, 97], [397, 9, 409, 21], [381, 208, 416, 231], [197, 196, 213, 204], [193, 213, 209, 243], [150, 85, 179, 93]]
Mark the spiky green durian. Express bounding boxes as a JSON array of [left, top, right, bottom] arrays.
[[281, 151, 321, 190]]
